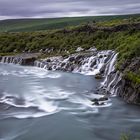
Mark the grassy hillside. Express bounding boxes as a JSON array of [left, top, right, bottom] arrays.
[[0, 14, 140, 32]]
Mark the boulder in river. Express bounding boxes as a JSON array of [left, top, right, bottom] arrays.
[[95, 73, 103, 79]]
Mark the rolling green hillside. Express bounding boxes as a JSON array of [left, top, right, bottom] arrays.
[[0, 14, 140, 32]]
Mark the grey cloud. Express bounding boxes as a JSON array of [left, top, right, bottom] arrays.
[[0, 0, 139, 19]]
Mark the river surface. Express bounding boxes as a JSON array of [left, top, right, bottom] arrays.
[[0, 63, 140, 140]]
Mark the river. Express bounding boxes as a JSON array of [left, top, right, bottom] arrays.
[[0, 63, 140, 140]]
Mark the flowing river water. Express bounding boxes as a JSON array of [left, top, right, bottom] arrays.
[[0, 63, 140, 140]]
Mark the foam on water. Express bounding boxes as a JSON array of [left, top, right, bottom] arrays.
[[0, 66, 61, 79]]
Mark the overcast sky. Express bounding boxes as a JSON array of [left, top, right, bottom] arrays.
[[0, 0, 140, 20]]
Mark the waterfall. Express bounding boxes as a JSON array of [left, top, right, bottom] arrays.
[[100, 53, 122, 95], [107, 53, 118, 75], [0, 56, 23, 64], [34, 50, 114, 75], [101, 53, 118, 85], [0, 50, 120, 95], [0, 55, 37, 66], [34, 50, 120, 95]]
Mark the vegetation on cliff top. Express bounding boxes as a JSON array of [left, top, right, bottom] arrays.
[[126, 71, 140, 85]]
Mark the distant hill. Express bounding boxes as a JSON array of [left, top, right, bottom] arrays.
[[0, 14, 140, 32]]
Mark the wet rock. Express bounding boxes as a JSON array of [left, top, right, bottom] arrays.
[[48, 67, 52, 70], [91, 97, 108, 102], [90, 60, 96, 67], [91, 98, 98, 102], [61, 62, 66, 67], [69, 57, 75, 62], [95, 73, 103, 79], [100, 65, 106, 74], [93, 101, 100, 105], [21, 57, 37, 66], [98, 97, 108, 101], [0, 56, 2, 61], [99, 55, 103, 58], [46, 59, 51, 62], [75, 55, 83, 61], [92, 100, 105, 106]]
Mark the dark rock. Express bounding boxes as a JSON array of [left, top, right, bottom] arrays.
[[0, 56, 2, 61], [95, 73, 103, 79], [75, 55, 83, 61], [21, 57, 37, 66], [61, 62, 66, 67], [92, 101, 100, 105], [90, 60, 96, 67], [98, 97, 108, 101], [46, 59, 51, 62], [48, 67, 52, 70], [69, 57, 75, 62], [100, 65, 106, 74], [91, 98, 98, 102], [91, 97, 108, 102], [99, 55, 103, 58]]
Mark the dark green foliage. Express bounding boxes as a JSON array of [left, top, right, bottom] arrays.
[[125, 71, 140, 85], [0, 23, 140, 63]]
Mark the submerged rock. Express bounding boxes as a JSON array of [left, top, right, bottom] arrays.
[[91, 97, 108, 102], [95, 73, 103, 79]]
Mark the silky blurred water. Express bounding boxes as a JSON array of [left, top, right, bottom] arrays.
[[0, 63, 140, 140]]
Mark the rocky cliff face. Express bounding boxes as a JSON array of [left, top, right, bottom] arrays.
[[117, 57, 140, 104], [102, 57, 140, 105]]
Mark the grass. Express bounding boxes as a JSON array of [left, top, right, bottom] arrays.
[[0, 14, 140, 32], [120, 133, 140, 140]]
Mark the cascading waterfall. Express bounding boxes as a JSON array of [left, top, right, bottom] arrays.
[[0, 56, 23, 64], [34, 50, 120, 95], [101, 53, 118, 85], [0, 50, 120, 95], [34, 50, 114, 76], [100, 53, 122, 95]]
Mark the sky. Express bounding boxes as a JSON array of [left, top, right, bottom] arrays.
[[0, 0, 140, 20]]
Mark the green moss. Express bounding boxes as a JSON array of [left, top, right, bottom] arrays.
[[120, 133, 140, 140], [125, 71, 140, 85], [120, 134, 131, 140]]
